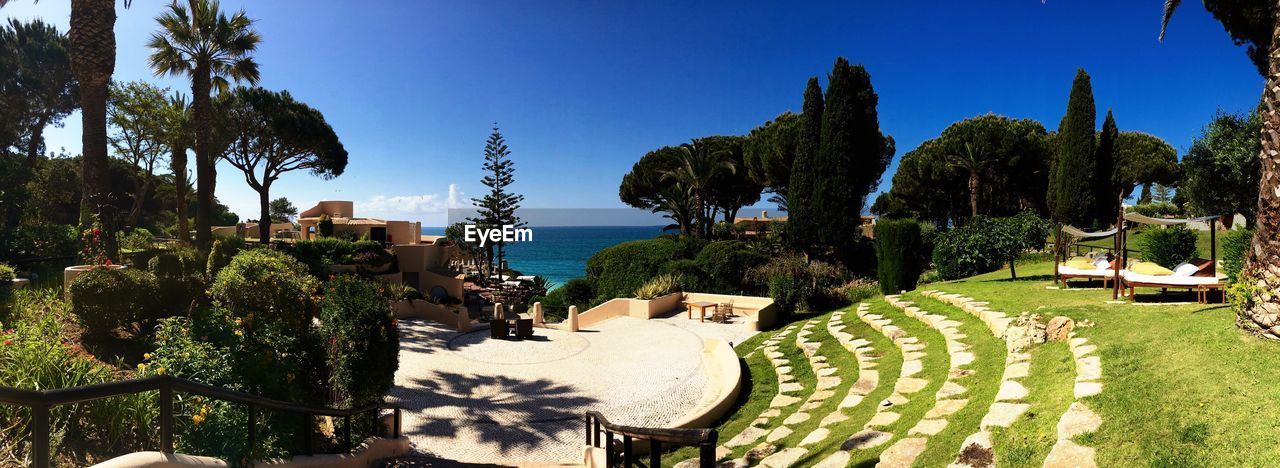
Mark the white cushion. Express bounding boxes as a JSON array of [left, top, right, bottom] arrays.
[[1172, 262, 1200, 277], [1092, 257, 1111, 270]]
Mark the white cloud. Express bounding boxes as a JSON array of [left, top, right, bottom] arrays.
[[364, 194, 449, 215], [447, 183, 469, 209]]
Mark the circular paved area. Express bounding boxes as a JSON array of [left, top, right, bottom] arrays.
[[389, 316, 710, 463]]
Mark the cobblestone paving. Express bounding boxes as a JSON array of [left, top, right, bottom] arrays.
[[389, 315, 752, 464]]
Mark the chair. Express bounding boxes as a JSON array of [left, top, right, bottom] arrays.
[[516, 318, 534, 339], [719, 302, 736, 318], [490, 319, 509, 339]]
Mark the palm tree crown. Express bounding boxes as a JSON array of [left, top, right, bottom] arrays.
[[146, 0, 261, 91]]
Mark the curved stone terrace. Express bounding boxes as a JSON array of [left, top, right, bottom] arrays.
[[389, 309, 757, 464]]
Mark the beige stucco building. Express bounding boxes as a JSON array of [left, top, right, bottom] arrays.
[[298, 201, 465, 302]]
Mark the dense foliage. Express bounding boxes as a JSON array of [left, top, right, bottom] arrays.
[[205, 237, 244, 279], [208, 249, 318, 329], [1138, 226, 1201, 268], [875, 219, 924, 294], [933, 213, 1051, 280], [148, 246, 207, 309], [1050, 69, 1098, 227], [585, 238, 695, 303], [318, 275, 398, 407], [695, 240, 768, 293], [68, 267, 162, 338], [1180, 110, 1261, 226], [1222, 228, 1253, 282]]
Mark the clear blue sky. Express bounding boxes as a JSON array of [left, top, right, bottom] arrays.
[[2, 0, 1263, 226]]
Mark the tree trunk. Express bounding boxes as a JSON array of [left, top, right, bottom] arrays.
[[968, 172, 980, 218], [192, 64, 214, 248], [69, 0, 118, 258], [127, 176, 151, 228], [172, 147, 189, 242], [258, 186, 271, 244], [1238, 4, 1280, 339], [24, 115, 48, 168]]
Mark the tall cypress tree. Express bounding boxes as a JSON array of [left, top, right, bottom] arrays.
[[787, 77, 824, 253], [1095, 109, 1119, 225], [1051, 69, 1097, 227], [469, 125, 525, 282], [811, 58, 894, 264]]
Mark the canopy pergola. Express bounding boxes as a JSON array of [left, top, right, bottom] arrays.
[[1053, 224, 1127, 291], [1114, 213, 1221, 300]]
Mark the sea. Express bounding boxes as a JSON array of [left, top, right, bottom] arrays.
[[420, 225, 666, 288]]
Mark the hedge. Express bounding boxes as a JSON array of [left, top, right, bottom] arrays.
[[586, 238, 692, 302], [209, 249, 319, 328], [1138, 225, 1200, 268], [694, 240, 768, 294], [875, 219, 924, 294], [69, 267, 162, 337], [318, 275, 398, 407]]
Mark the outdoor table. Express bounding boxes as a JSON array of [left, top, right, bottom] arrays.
[[686, 300, 717, 322]]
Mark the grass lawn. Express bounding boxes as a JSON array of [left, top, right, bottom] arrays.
[[929, 260, 1280, 466], [1072, 225, 1220, 262]]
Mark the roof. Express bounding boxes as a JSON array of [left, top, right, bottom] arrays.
[[298, 216, 386, 226]]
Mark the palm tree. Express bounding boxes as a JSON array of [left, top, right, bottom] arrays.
[[1161, 1, 1280, 335], [0, 0, 134, 255], [166, 91, 192, 242], [663, 140, 735, 237], [947, 142, 996, 218], [147, 0, 261, 247], [652, 182, 696, 234]]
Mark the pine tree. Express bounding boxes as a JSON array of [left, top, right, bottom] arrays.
[[811, 58, 894, 264], [1095, 109, 1119, 225], [1051, 69, 1098, 227], [787, 77, 824, 253], [469, 125, 525, 282]]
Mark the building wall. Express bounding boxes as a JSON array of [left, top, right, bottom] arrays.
[[299, 200, 353, 218]]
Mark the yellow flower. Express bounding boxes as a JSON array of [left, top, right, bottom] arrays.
[[192, 414, 205, 425], [234, 329, 244, 337], [136, 363, 147, 371], [143, 353, 153, 360], [156, 367, 166, 375], [234, 317, 243, 326]]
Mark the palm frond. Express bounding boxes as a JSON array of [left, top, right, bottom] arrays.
[[1159, 0, 1182, 42]]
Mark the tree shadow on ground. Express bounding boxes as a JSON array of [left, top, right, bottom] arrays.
[[391, 371, 600, 457], [979, 274, 1054, 283]]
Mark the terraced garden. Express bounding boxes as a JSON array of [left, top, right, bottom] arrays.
[[670, 260, 1280, 467]]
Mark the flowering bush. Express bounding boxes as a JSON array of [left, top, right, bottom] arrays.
[[206, 237, 245, 279], [79, 219, 111, 266], [318, 275, 398, 407], [209, 249, 319, 328]]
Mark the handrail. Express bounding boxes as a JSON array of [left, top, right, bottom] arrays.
[[584, 411, 716, 467], [0, 375, 402, 468]]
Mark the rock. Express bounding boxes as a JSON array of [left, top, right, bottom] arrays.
[[866, 411, 901, 427], [878, 437, 928, 468], [1043, 440, 1097, 468], [799, 428, 830, 446], [813, 451, 851, 468], [717, 459, 749, 468], [896, 377, 929, 394], [1005, 313, 1048, 351], [1074, 381, 1103, 398], [841, 430, 893, 450], [744, 442, 778, 464], [901, 360, 924, 377], [838, 393, 864, 409], [1046, 316, 1075, 341], [980, 402, 1030, 428], [778, 382, 804, 394], [769, 394, 801, 408], [1057, 402, 1102, 439], [819, 412, 849, 427], [1003, 361, 1030, 380], [725, 426, 768, 447], [925, 398, 968, 418]]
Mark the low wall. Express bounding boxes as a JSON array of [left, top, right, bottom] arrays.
[[668, 337, 743, 428], [577, 293, 683, 328], [392, 299, 470, 332], [683, 292, 778, 331], [89, 437, 410, 468]]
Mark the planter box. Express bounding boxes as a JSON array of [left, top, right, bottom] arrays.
[[6, 278, 28, 290], [64, 264, 127, 294]]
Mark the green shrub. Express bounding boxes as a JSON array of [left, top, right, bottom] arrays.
[[209, 249, 319, 328], [768, 273, 808, 318], [116, 227, 155, 251], [875, 219, 924, 294], [0, 223, 78, 260], [1130, 202, 1182, 218], [559, 277, 595, 307], [932, 213, 1050, 280], [149, 250, 206, 310], [318, 214, 334, 237], [206, 237, 244, 279], [69, 267, 162, 336], [1222, 228, 1253, 282], [1138, 226, 1200, 268], [694, 240, 769, 293], [634, 273, 682, 300], [0, 263, 15, 283], [383, 282, 424, 302], [318, 275, 398, 407], [0, 290, 154, 461], [586, 238, 692, 302], [659, 259, 707, 292], [292, 237, 359, 275], [834, 278, 880, 304]]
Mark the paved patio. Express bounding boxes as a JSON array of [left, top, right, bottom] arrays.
[[389, 314, 754, 463]]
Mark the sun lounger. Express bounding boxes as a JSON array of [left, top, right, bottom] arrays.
[[1059, 257, 1118, 288], [1120, 259, 1224, 303]]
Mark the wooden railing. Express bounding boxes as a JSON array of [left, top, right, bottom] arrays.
[[0, 375, 401, 468], [584, 411, 716, 468]]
